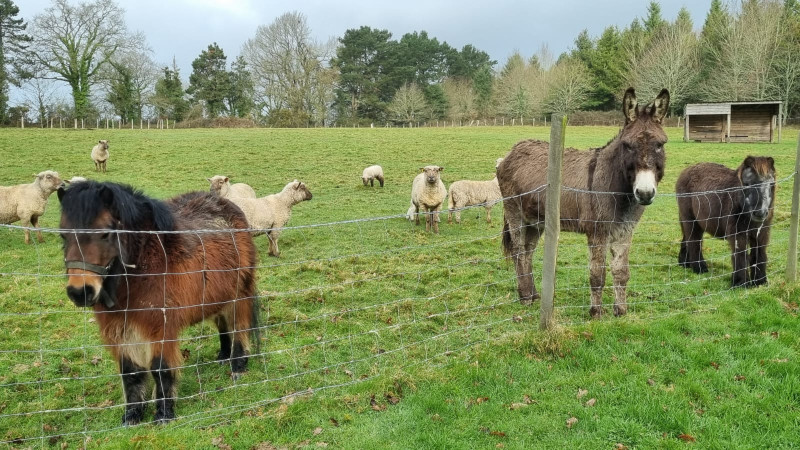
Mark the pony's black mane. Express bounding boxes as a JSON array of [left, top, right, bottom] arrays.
[[60, 181, 174, 231]]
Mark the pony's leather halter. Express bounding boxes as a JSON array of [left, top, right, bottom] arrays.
[[64, 258, 114, 276]]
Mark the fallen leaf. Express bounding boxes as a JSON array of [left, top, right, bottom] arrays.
[[490, 431, 506, 437], [329, 418, 339, 427], [585, 398, 596, 407], [93, 399, 113, 408], [88, 317, 96, 323], [523, 395, 534, 404], [512, 315, 522, 323], [724, 334, 731, 339], [771, 331, 779, 339], [566, 417, 578, 429], [312, 427, 323, 436], [316, 443, 328, 448], [614, 444, 628, 450], [431, 414, 441, 422], [710, 361, 719, 370], [475, 396, 490, 404], [496, 444, 505, 448], [385, 393, 400, 405], [509, 403, 528, 410], [734, 375, 746, 381], [679, 368, 687, 374], [181, 348, 191, 359], [576, 389, 588, 399], [647, 379, 655, 386], [344, 370, 353, 377], [370, 395, 386, 411], [678, 433, 696, 442], [90, 356, 102, 366]]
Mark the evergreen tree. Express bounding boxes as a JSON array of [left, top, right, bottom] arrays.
[[227, 56, 254, 118], [187, 43, 231, 117], [644, 1, 667, 35], [153, 62, 188, 121], [0, 0, 31, 123]]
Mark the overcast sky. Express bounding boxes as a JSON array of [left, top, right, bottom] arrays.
[[13, 0, 712, 105]]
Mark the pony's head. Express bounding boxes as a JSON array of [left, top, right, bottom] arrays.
[[738, 156, 776, 223], [57, 181, 173, 308], [618, 88, 670, 205]]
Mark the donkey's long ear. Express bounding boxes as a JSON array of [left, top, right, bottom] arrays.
[[622, 88, 638, 124], [649, 89, 670, 123]]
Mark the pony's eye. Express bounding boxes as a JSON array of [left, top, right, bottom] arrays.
[[101, 232, 111, 240]]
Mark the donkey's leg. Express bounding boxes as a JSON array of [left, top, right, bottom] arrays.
[[506, 215, 538, 305], [150, 343, 180, 423], [588, 235, 609, 318], [748, 229, 770, 286], [120, 356, 148, 425], [728, 232, 749, 287], [610, 237, 632, 317]]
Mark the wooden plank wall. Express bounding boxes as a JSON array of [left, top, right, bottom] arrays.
[[728, 105, 774, 142], [688, 114, 725, 142]]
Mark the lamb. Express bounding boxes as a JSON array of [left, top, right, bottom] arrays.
[[229, 180, 313, 257], [91, 140, 109, 173], [447, 178, 502, 224], [0, 170, 63, 244], [207, 175, 257, 199], [407, 165, 447, 233], [362, 165, 385, 187]]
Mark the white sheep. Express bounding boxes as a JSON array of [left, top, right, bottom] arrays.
[[408, 165, 447, 233], [66, 176, 88, 185], [447, 158, 505, 224], [91, 140, 109, 173], [0, 170, 63, 244], [229, 180, 313, 257], [207, 175, 257, 199], [362, 165, 385, 187]]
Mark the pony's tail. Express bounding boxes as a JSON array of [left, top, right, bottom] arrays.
[[502, 220, 512, 256]]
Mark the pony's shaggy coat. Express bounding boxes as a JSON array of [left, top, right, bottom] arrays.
[[58, 182, 258, 424], [497, 88, 669, 317], [676, 156, 776, 287]]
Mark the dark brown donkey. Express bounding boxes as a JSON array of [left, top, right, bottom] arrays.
[[676, 156, 776, 287], [497, 88, 669, 317]]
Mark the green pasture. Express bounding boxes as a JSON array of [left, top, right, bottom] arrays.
[[0, 126, 798, 448]]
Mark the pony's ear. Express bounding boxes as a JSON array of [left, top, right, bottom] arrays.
[[622, 88, 638, 124], [738, 156, 756, 181], [649, 89, 670, 123], [99, 185, 115, 208], [767, 157, 775, 171], [57, 186, 67, 202]]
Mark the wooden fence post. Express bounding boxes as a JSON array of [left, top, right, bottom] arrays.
[[540, 114, 567, 330], [787, 131, 800, 282]]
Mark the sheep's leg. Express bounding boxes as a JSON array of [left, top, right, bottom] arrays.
[[268, 230, 280, 257], [433, 205, 441, 234], [20, 215, 32, 244], [485, 205, 492, 224], [378, 176, 384, 187], [370, 178, 374, 187], [415, 205, 421, 227], [31, 215, 44, 243], [610, 236, 632, 317], [588, 234, 609, 318]]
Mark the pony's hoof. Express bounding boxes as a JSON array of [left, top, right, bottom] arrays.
[[231, 371, 245, 381], [153, 412, 175, 424], [122, 412, 143, 426], [589, 306, 604, 318]]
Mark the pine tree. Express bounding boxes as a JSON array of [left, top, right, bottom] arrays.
[[0, 0, 32, 123]]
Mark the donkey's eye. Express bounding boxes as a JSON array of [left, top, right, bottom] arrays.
[[101, 232, 111, 240]]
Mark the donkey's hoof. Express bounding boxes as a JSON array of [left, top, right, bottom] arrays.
[[589, 306, 604, 318], [691, 261, 708, 274], [519, 293, 540, 306], [613, 305, 628, 317]]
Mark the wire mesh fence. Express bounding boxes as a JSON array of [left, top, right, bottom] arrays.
[[0, 171, 797, 445]]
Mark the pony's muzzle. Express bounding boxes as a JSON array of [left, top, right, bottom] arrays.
[[66, 283, 97, 307]]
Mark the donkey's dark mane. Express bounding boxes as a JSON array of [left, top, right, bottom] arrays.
[[61, 181, 174, 231]]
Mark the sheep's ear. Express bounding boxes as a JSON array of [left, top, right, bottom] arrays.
[[32, 173, 38, 179], [64, 179, 71, 185], [57, 186, 67, 202], [419, 167, 424, 172], [223, 177, 229, 183], [437, 167, 444, 172], [294, 182, 302, 190], [206, 178, 212, 182]]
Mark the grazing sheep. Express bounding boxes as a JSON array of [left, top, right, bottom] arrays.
[[91, 140, 109, 172], [229, 180, 313, 257], [408, 166, 447, 233], [447, 177, 502, 224], [0, 170, 63, 244], [362, 165, 385, 187], [207, 175, 257, 199]]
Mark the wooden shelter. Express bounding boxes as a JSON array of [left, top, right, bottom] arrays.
[[683, 101, 782, 143]]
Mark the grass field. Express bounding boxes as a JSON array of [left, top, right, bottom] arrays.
[[1, 125, 799, 449]]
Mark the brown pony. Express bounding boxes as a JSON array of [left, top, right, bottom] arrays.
[[57, 181, 258, 425], [497, 88, 669, 317], [676, 156, 776, 287]]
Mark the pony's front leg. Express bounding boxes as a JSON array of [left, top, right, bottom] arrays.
[[748, 230, 769, 286], [150, 350, 179, 423], [610, 238, 632, 317], [588, 235, 608, 318], [120, 357, 148, 425], [728, 232, 748, 287]]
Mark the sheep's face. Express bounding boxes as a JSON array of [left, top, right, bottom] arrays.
[[495, 158, 504, 170], [293, 181, 313, 201], [207, 175, 230, 194], [362, 176, 370, 186], [98, 140, 109, 150], [35, 170, 63, 193], [420, 166, 443, 184]]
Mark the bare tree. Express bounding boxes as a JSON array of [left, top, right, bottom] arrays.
[[493, 51, 545, 120], [21, 70, 58, 125], [625, 23, 699, 114], [388, 82, 427, 124], [442, 77, 476, 122], [104, 46, 159, 120], [30, 0, 139, 119], [543, 58, 593, 114], [242, 11, 335, 125]]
